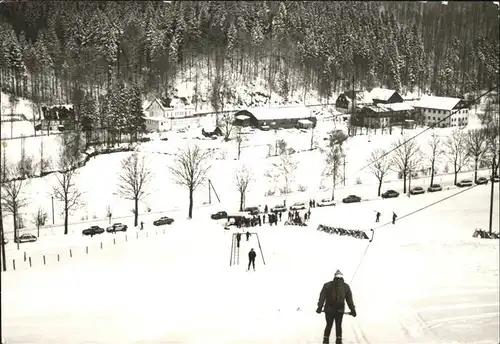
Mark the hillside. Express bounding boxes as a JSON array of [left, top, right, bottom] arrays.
[[0, 1, 498, 108]]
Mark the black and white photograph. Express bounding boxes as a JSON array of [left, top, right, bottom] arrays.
[[0, 1, 499, 343]]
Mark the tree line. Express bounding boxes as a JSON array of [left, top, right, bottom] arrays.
[[0, 1, 498, 109]]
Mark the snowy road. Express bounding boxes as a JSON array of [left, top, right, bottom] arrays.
[[2, 186, 499, 343]]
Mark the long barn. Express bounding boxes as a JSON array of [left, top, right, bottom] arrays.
[[233, 106, 317, 130]]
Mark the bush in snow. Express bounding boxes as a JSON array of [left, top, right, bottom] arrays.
[[264, 189, 276, 197], [147, 206, 151, 213], [297, 184, 307, 192], [279, 186, 292, 195]]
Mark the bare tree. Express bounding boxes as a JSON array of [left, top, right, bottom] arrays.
[[322, 130, 348, 200], [466, 129, 488, 182], [0, 165, 28, 240], [236, 127, 243, 160], [117, 153, 153, 227], [234, 165, 253, 211], [484, 125, 499, 177], [266, 153, 298, 196], [391, 135, 421, 193], [53, 168, 83, 235], [426, 133, 445, 187], [169, 145, 212, 219], [32, 207, 48, 237], [220, 113, 235, 141], [444, 129, 470, 185], [367, 148, 392, 196]]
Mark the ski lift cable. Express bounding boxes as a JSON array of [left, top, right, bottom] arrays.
[[336, 84, 499, 188], [350, 183, 482, 284]]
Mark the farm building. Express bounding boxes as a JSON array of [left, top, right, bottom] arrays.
[[233, 106, 316, 130], [413, 96, 469, 128], [369, 88, 404, 105], [145, 117, 169, 132], [335, 90, 366, 114], [358, 102, 415, 129]]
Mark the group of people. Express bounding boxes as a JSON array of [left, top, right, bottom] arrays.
[[285, 209, 311, 226]]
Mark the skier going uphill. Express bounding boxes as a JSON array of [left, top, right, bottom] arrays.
[[247, 248, 256, 271], [316, 270, 356, 344]]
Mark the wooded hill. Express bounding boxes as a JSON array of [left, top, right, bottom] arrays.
[[0, 1, 498, 107]]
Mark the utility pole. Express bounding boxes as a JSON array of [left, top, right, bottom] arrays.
[[0, 196, 6, 271], [488, 147, 497, 235], [51, 196, 55, 224]]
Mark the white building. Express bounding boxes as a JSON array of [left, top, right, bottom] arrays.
[[144, 97, 197, 132], [413, 96, 469, 128]]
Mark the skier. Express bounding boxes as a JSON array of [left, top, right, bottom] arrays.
[[264, 205, 268, 213], [247, 248, 256, 271], [316, 270, 356, 344], [140, 221, 144, 230], [246, 231, 251, 241], [258, 215, 262, 226], [307, 209, 311, 219], [236, 232, 241, 248], [375, 212, 381, 223], [278, 211, 282, 222], [392, 212, 397, 224]]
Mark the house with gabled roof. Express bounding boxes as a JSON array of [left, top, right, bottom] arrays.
[[369, 87, 404, 105], [144, 96, 197, 132], [413, 95, 469, 128]]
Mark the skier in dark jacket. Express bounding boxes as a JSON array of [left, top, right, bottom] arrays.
[[245, 231, 251, 241], [236, 232, 241, 248], [247, 248, 256, 271], [316, 270, 356, 344], [392, 212, 397, 224], [375, 212, 381, 223]]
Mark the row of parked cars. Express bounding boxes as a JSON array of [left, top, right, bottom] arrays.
[[82, 216, 175, 236]]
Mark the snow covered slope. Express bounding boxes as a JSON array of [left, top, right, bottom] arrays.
[[2, 185, 498, 344]]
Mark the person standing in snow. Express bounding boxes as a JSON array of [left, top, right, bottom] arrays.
[[278, 211, 282, 222], [236, 232, 241, 248], [140, 221, 144, 230], [316, 270, 356, 344], [375, 212, 381, 223], [246, 231, 251, 241], [247, 248, 256, 271], [392, 212, 397, 224]]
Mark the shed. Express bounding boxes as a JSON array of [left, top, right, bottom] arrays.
[[234, 114, 251, 127], [370, 88, 404, 105], [234, 106, 316, 129], [297, 119, 314, 129]]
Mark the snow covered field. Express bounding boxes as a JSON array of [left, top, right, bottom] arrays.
[[2, 185, 499, 344]]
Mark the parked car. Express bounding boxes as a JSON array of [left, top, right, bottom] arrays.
[[475, 177, 488, 185], [342, 195, 361, 203], [317, 198, 337, 207], [106, 223, 128, 233], [290, 202, 307, 210], [153, 216, 174, 226], [211, 211, 228, 220], [160, 137, 169, 141], [381, 190, 400, 199], [82, 226, 105, 236], [410, 187, 425, 195], [427, 184, 442, 192], [245, 206, 260, 215], [14, 233, 38, 243], [271, 204, 287, 213], [457, 179, 473, 187]]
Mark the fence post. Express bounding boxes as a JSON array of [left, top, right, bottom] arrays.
[[29, 257, 32, 267], [43, 255, 46, 265], [57, 254, 60, 262], [70, 249, 73, 258], [136, 232, 138, 239], [146, 232, 148, 238], [100, 242, 103, 250], [24, 251, 27, 262], [163, 228, 165, 234], [86, 246, 88, 254], [12, 259, 15, 271], [125, 235, 127, 242], [113, 238, 116, 245]]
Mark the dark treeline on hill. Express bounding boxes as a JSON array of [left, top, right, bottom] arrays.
[[0, 1, 498, 106]]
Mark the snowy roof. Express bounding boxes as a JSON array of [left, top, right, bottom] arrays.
[[235, 114, 250, 121], [246, 106, 313, 121], [298, 119, 313, 124], [370, 88, 397, 102], [383, 102, 414, 112], [414, 95, 462, 111]]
